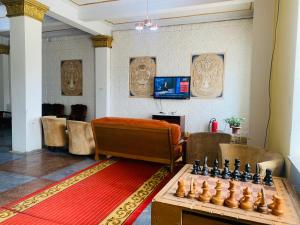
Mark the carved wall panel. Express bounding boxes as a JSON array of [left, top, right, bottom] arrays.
[[61, 60, 83, 96], [191, 53, 224, 98], [129, 57, 156, 98]]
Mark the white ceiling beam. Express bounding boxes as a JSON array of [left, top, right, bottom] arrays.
[[79, 0, 253, 21], [37, 0, 112, 35], [112, 9, 253, 31]]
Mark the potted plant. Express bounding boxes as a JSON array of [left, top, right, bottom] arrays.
[[225, 117, 245, 135]]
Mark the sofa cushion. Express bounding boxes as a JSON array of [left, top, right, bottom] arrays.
[[92, 117, 181, 145]]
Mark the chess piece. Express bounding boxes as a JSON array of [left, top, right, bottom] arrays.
[[224, 180, 239, 208], [192, 160, 201, 175], [221, 159, 231, 179], [210, 158, 220, 177], [257, 189, 268, 213], [231, 159, 241, 180], [254, 191, 262, 207], [239, 187, 253, 210], [268, 195, 276, 209], [263, 169, 274, 186], [211, 180, 224, 205], [253, 163, 261, 184], [201, 156, 209, 176], [271, 196, 284, 216], [175, 180, 186, 198], [198, 181, 211, 203], [187, 179, 196, 199], [241, 163, 252, 182]]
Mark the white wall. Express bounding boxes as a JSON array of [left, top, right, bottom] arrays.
[[42, 35, 95, 121], [111, 19, 253, 134]]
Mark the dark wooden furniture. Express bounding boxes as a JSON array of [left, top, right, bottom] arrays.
[[0, 111, 11, 128], [69, 104, 87, 121], [91, 117, 183, 172], [152, 114, 185, 132]]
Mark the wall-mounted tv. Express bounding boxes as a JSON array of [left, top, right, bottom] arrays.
[[154, 76, 191, 99]]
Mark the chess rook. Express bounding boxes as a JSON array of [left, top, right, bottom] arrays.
[[175, 180, 186, 198]]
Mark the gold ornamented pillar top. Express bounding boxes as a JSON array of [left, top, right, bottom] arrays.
[[2, 0, 49, 22], [0, 44, 10, 55], [91, 35, 113, 48]]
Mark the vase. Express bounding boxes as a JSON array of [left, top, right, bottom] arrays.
[[231, 126, 241, 135]]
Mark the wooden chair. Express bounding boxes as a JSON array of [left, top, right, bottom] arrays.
[[186, 132, 232, 167], [67, 120, 95, 155], [218, 144, 284, 176], [69, 104, 87, 121]]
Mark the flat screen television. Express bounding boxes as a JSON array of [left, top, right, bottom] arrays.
[[153, 76, 191, 99]]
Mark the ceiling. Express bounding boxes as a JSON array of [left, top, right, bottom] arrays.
[[0, 0, 254, 38]]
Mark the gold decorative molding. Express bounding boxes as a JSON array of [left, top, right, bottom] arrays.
[[2, 0, 49, 22], [0, 44, 9, 55], [91, 35, 113, 48]]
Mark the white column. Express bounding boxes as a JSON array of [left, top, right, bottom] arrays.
[[249, 0, 275, 147], [3, 0, 48, 152], [92, 35, 112, 118], [10, 16, 43, 152]]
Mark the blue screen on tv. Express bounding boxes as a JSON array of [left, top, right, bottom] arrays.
[[153, 76, 191, 99]]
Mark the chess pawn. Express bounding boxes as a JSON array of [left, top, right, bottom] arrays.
[[272, 196, 284, 216], [254, 191, 262, 207], [224, 180, 239, 208], [198, 181, 211, 203], [268, 195, 276, 209], [239, 187, 253, 211], [187, 179, 196, 199], [211, 180, 224, 205], [175, 180, 186, 198]]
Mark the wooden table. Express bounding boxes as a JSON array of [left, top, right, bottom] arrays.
[[152, 164, 300, 225]]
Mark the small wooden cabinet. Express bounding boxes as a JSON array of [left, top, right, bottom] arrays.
[[152, 114, 185, 133]]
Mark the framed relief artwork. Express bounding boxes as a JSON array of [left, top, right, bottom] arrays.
[[191, 53, 224, 98], [61, 60, 83, 96], [129, 57, 156, 98]]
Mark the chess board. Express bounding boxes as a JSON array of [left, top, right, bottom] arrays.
[[152, 164, 300, 225]]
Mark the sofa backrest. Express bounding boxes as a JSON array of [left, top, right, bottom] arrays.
[[92, 117, 181, 163]]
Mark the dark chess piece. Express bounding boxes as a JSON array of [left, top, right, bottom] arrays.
[[201, 156, 209, 176], [231, 159, 241, 180], [263, 169, 274, 186], [253, 163, 261, 184], [241, 163, 252, 182], [191, 160, 201, 175], [221, 159, 230, 179], [210, 158, 220, 177]]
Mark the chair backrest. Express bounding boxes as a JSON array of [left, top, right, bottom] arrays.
[[69, 104, 87, 121], [42, 103, 53, 116], [186, 132, 232, 166], [67, 120, 95, 155], [41, 117, 67, 147], [52, 104, 65, 117], [218, 144, 268, 171]]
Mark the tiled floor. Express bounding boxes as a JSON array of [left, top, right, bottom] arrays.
[[0, 128, 150, 225]]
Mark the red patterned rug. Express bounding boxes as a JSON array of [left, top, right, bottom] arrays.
[[0, 159, 174, 225]]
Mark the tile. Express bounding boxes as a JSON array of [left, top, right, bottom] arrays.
[[0, 171, 36, 192], [0, 150, 86, 177], [42, 158, 96, 181], [0, 178, 53, 207], [133, 203, 151, 225], [0, 152, 25, 165]]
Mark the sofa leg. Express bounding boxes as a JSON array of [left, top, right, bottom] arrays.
[[95, 153, 100, 161]]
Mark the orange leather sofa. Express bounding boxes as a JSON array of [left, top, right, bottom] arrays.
[[92, 117, 183, 171]]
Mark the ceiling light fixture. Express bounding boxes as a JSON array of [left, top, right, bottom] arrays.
[[135, 0, 158, 31]]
